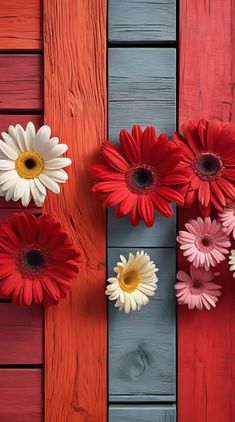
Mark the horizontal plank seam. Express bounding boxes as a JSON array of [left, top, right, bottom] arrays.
[[0, 50, 43, 55], [0, 364, 43, 369], [0, 110, 43, 115], [108, 42, 177, 48]]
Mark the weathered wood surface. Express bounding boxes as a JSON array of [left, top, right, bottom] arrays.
[[108, 248, 176, 400], [0, 55, 43, 110], [0, 1, 42, 50], [178, 1, 235, 421], [108, 207, 176, 247], [108, 48, 176, 140], [109, 0, 176, 43], [0, 304, 43, 364], [109, 405, 176, 421], [44, 1, 107, 421], [0, 369, 43, 421]]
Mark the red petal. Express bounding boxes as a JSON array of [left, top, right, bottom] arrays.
[[210, 180, 226, 206], [181, 121, 202, 155], [129, 201, 141, 226], [199, 202, 212, 217], [119, 129, 140, 163], [138, 196, 155, 227], [23, 280, 33, 306], [157, 187, 184, 206], [185, 189, 197, 207], [131, 125, 142, 147], [93, 180, 125, 193], [0, 274, 20, 296], [210, 191, 224, 212], [151, 192, 174, 217], [32, 280, 43, 304], [91, 164, 125, 181], [102, 188, 130, 207], [197, 119, 208, 149], [157, 147, 182, 172], [102, 140, 129, 172], [119, 193, 138, 215], [198, 180, 210, 207], [223, 169, 235, 181], [216, 177, 235, 200], [148, 133, 169, 165], [161, 169, 190, 185], [207, 119, 224, 151], [141, 126, 156, 159]]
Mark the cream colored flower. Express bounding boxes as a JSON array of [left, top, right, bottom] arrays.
[[106, 250, 158, 313], [0, 122, 71, 207]]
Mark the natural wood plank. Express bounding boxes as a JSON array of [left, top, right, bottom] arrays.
[[0, 304, 43, 364], [109, 48, 176, 140], [109, 0, 176, 43], [109, 405, 176, 421], [108, 206, 176, 247], [179, 2, 235, 421], [0, 55, 43, 110], [44, 1, 107, 421], [0, 1, 42, 50], [108, 248, 176, 400], [0, 369, 43, 422]]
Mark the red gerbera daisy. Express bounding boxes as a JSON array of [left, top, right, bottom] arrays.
[[92, 125, 189, 227], [174, 119, 235, 216], [0, 213, 81, 306]]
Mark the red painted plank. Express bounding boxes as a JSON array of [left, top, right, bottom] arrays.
[[178, 2, 235, 421], [0, 369, 43, 421], [0, 304, 43, 364], [44, 1, 107, 420], [0, 55, 43, 110], [0, 1, 42, 51]]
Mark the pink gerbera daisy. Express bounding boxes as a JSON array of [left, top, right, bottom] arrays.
[[177, 216, 231, 270], [218, 202, 235, 239], [175, 265, 222, 310]]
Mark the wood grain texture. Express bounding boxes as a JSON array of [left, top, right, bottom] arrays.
[[109, 405, 176, 421], [44, 1, 107, 421], [0, 1, 42, 50], [109, 0, 176, 43], [0, 369, 43, 421], [179, 1, 235, 421], [0, 55, 43, 110], [0, 304, 43, 364], [109, 48, 176, 140], [109, 248, 176, 400], [108, 206, 176, 247]]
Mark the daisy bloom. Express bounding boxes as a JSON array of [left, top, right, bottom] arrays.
[[177, 216, 231, 270], [175, 265, 222, 310], [218, 202, 235, 239], [0, 213, 81, 306], [0, 122, 71, 207], [106, 250, 158, 313], [228, 250, 235, 278], [174, 119, 235, 216], [92, 125, 189, 227]]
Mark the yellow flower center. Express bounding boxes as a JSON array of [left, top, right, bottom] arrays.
[[119, 270, 140, 293], [15, 151, 44, 179]]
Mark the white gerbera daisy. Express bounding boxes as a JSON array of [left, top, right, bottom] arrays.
[[106, 250, 158, 313], [229, 250, 235, 277], [0, 122, 71, 207]]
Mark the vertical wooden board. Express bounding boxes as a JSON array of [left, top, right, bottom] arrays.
[[109, 405, 176, 421], [44, 1, 107, 421], [178, 1, 235, 421], [0, 1, 42, 50], [109, 0, 176, 43], [0, 369, 43, 422], [0, 304, 43, 364], [108, 207, 176, 247], [108, 248, 176, 401], [0, 55, 43, 110], [108, 48, 176, 140]]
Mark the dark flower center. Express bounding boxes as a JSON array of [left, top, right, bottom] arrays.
[[196, 234, 214, 252], [125, 165, 157, 194], [23, 250, 45, 272], [132, 168, 154, 188], [192, 280, 203, 289], [24, 158, 36, 170], [193, 152, 223, 180]]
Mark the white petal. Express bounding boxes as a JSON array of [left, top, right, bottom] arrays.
[[43, 169, 68, 183], [34, 177, 47, 195], [30, 180, 45, 207], [0, 140, 18, 160], [15, 124, 26, 151], [0, 160, 15, 170], [44, 157, 71, 170], [21, 180, 31, 207], [41, 143, 68, 161], [1, 131, 20, 153], [5, 184, 15, 201], [13, 178, 26, 201], [34, 125, 51, 152], [25, 122, 36, 150], [0, 169, 18, 185], [1, 172, 19, 191], [39, 173, 60, 194]]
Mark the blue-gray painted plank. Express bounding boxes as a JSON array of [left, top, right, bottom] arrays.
[[108, 48, 176, 140], [109, 0, 176, 43], [107, 207, 176, 248], [108, 248, 176, 400], [109, 405, 176, 421]]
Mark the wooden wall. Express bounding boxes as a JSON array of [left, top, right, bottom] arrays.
[[108, 1, 177, 420], [0, 2, 44, 421]]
